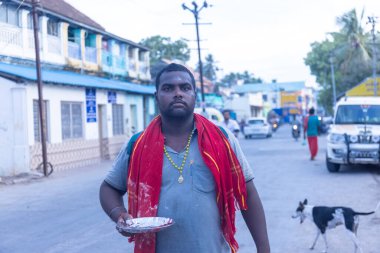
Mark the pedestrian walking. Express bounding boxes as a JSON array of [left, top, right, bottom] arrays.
[[221, 110, 240, 138], [99, 63, 270, 253], [303, 108, 320, 160], [239, 117, 247, 135]]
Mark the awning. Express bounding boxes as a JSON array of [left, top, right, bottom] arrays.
[[0, 62, 155, 95]]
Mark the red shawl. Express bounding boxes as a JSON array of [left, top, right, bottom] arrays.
[[127, 113, 248, 253]]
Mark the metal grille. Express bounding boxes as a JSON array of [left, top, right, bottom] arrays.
[[358, 135, 372, 143], [112, 104, 124, 135], [61, 102, 83, 140]]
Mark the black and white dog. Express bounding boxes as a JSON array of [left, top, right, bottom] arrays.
[[292, 199, 380, 253]]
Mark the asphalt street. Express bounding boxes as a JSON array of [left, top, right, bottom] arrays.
[[0, 124, 379, 253]]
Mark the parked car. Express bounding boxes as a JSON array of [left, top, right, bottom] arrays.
[[326, 96, 380, 172], [318, 116, 333, 134], [244, 117, 272, 138]]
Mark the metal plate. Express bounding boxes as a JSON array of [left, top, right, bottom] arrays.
[[116, 217, 175, 234]]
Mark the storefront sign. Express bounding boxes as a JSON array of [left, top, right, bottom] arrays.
[[346, 77, 380, 96], [86, 88, 97, 123], [108, 91, 117, 104]]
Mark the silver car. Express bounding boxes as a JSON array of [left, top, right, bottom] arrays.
[[244, 117, 272, 139]]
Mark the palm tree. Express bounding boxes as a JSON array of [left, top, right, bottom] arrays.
[[197, 54, 217, 81], [331, 9, 372, 89]]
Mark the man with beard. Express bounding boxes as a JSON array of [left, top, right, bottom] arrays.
[[99, 63, 270, 253]]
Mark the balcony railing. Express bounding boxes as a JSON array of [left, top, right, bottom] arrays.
[[0, 27, 22, 47], [28, 30, 42, 49], [85, 46, 97, 63], [129, 60, 136, 71], [114, 55, 125, 69], [68, 41, 81, 59], [47, 35, 61, 54], [139, 62, 148, 74], [102, 51, 112, 66]]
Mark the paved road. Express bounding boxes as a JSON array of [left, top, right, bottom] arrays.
[[236, 125, 380, 253], [1, 124, 379, 253]]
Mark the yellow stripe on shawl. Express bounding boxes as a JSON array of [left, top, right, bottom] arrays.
[[222, 137, 246, 207], [203, 151, 221, 202], [127, 131, 145, 201]]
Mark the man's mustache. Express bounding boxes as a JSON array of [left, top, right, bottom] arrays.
[[170, 100, 187, 106]]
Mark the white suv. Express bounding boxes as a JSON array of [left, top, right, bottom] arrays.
[[326, 96, 380, 172], [244, 117, 272, 139]]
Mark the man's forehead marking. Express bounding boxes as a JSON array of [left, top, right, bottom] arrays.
[[172, 75, 185, 82]]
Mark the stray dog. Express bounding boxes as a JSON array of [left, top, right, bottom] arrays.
[[292, 199, 380, 253]]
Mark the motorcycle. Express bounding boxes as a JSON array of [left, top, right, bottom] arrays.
[[271, 122, 279, 132], [291, 122, 301, 141]]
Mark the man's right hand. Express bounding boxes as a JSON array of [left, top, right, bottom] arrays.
[[116, 212, 134, 237]]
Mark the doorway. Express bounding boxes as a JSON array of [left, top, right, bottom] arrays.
[[98, 104, 110, 159], [130, 104, 137, 135]]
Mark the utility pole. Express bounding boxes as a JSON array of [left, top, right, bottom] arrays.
[[329, 52, 337, 108], [368, 16, 378, 96], [182, 1, 209, 110], [32, 0, 50, 176]]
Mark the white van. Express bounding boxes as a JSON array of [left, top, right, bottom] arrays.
[[326, 96, 380, 172]]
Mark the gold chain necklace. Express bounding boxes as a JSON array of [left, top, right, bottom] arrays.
[[163, 130, 194, 184]]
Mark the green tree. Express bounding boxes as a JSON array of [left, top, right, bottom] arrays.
[[220, 72, 238, 87], [220, 71, 263, 87], [197, 54, 218, 81], [140, 35, 190, 66], [333, 9, 372, 87], [304, 8, 378, 113]]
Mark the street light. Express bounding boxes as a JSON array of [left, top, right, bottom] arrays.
[[182, 1, 209, 109], [329, 52, 337, 108]]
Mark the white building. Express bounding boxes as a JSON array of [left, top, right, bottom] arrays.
[[224, 92, 264, 121], [231, 82, 315, 122], [0, 0, 156, 176]]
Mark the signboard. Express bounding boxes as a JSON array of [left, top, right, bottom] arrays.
[[289, 108, 299, 114], [346, 77, 380, 96], [108, 91, 117, 104], [281, 92, 298, 107], [86, 88, 97, 123]]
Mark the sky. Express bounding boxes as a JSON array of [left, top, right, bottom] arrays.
[[65, 0, 380, 85]]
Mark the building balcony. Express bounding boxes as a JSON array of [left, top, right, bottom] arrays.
[[102, 51, 112, 66], [139, 62, 148, 74], [129, 59, 136, 72], [27, 30, 36, 49], [85, 46, 97, 63], [47, 35, 61, 54], [0, 26, 23, 48], [68, 41, 81, 59], [101, 52, 127, 76], [138, 62, 151, 80], [0, 22, 147, 80], [114, 55, 125, 69]]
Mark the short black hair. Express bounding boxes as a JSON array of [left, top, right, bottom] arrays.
[[155, 63, 196, 90], [309, 107, 315, 115]]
